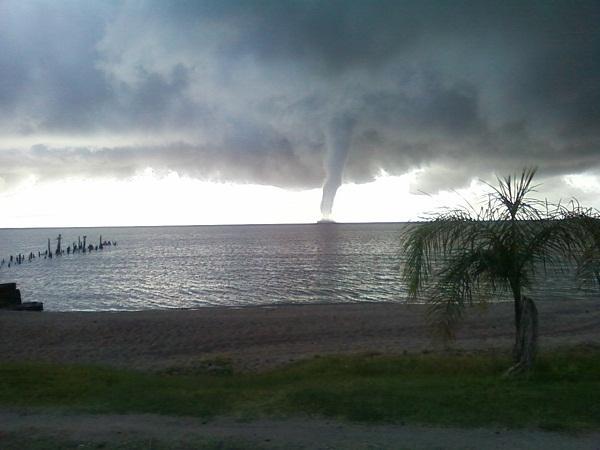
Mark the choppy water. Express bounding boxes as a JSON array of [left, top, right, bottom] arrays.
[[0, 224, 596, 311]]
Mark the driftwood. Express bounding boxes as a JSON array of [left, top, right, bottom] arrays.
[[12, 302, 43, 311]]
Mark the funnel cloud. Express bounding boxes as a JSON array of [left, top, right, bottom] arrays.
[[320, 115, 356, 219]]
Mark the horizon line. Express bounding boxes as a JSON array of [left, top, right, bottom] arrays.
[[0, 220, 416, 231]]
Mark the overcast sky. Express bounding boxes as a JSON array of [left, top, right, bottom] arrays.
[[0, 0, 599, 226]]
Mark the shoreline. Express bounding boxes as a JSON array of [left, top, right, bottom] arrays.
[[1, 299, 598, 371], [37, 299, 447, 314]]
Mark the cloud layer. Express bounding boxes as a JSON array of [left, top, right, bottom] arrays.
[[1, 0, 599, 194]]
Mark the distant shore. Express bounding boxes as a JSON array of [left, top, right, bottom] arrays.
[[1, 299, 598, 371]]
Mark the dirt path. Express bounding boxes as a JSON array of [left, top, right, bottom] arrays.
[[1, 299, 599, 371], [1, 410, 599, 449]]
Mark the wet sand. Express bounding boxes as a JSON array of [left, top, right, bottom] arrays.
[[0, 299, 598, 371]]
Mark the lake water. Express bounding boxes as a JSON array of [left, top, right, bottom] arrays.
[[0, 224, 596, 311]]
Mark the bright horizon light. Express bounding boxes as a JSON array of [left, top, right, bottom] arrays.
[[0, 169, 598, 229]]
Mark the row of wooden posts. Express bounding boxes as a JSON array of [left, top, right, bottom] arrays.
[[1, 234, 117, 269]]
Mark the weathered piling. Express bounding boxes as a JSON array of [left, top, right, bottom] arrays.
[[1, 234, 118, 272], [56, 234, 62, 256]]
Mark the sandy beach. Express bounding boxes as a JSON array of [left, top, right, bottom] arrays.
[[1, 299, 599, 371]]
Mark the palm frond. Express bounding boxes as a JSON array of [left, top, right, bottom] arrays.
[[560, 211, 600, 286], [426, 238, 515, 337], [401, 214, 486, 299], [484, 167, 544, 221]]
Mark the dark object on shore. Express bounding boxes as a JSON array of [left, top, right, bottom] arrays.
[[0, 282, 43, 311], [12, 302, 44, 311], [0, 283, 21, 307]]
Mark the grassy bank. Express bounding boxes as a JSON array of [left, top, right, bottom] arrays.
[[1, 349, 599, 431]]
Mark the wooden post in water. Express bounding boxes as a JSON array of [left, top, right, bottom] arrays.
[[56, 234, 62, 256]]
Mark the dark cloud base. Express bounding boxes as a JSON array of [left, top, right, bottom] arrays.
[[0, 0, 598, 194]]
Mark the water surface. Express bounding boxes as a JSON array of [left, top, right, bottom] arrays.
[[0, 224, 596, 311]]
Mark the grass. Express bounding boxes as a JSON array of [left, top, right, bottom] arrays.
[[0, 349, 599, 431]]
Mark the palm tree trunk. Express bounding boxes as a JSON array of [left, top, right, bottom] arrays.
[[509, 277, 523, 360], [507, 272, 538, 375], [506, 295, 538, 376]]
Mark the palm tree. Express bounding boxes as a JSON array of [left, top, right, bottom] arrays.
[[402, 168, 600, 374]]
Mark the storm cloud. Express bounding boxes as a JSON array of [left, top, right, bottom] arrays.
[[1, 0, 599, 197]]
